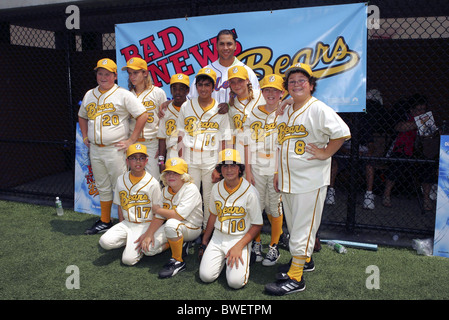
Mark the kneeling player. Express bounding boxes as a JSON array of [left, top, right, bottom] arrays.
[[99, 143, 161, 266], [199, 149, 263, 289]]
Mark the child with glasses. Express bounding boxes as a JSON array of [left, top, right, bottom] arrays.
[[265, 63, 351, 295]]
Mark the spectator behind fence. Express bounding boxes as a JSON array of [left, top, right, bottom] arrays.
[[382, 94, 439, 212], [325, 89, 387, 209]]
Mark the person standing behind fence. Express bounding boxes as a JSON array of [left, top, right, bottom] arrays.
[[157, 74, 190, 172], [265, 63, 351, 295], [122, 57, 167, 181], [78, 58, 148, 235]]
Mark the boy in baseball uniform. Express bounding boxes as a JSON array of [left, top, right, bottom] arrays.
[[99, 143, 162, 266], [199, 149, 263, 289], [177, 67, 231, 229], [244, 74, 285, 266], [157, 74, 190, 171], [122, 57, 167, 181], [148, 157, 203, 278], [265, 63, 351, 295], [78, 58, 148, 235]]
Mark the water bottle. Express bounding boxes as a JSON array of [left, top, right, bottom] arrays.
[[55, 197, 64, 216], [327, 240, 347, 253]]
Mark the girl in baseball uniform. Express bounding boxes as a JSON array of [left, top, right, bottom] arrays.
[[78, 58, 148, 235], [265, 63, 351, 295], [177, 67, 231, 229], [122, 57, 167, 181], [244, 74, 285, 266], [148, 157, 203, 278], [156, 74, 190, 171], [99, 143, 162, 266], [199, 149, 263, 289]]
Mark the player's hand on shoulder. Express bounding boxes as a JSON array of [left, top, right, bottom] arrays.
[[158, 100, 170, 118], [217, 102, 229, 115], [276, 98, 293, 116]]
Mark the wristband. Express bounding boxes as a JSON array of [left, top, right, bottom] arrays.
[[158, 156, 165, 161], [83, 137, 88, 142]]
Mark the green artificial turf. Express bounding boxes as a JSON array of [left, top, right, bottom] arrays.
[[1, 200, 448, 303]]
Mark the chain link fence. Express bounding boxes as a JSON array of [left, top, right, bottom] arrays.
[[1, 0, 448, 244]]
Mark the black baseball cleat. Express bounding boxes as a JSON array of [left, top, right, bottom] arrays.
[[84, 219, 113, 235], [158, 258, 186, 278], [265, 276, 306, 296]]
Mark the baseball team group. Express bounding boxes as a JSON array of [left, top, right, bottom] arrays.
[[77, 29, 351, 296]]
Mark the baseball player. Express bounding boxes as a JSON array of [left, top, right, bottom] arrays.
[[177, 67, 231, 229], [244, 74, 285, 266], [188, 29, 260, 103], [199, 149, 263, 289], [265, 63, 351, 295], [151, 157, 203, 278], [156, 73, 190, 171], [99, 143, 162, 266], [157, 29, 260, 119], [227, 65, 265, 165], [78, 58, 148, 235], [122, 57, 167, 181]]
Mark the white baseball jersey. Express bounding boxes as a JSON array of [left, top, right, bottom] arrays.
[[177, 98, 231, 166], [277, 97, 351, 194], [157, 182, 203, 228], [130, 86, 167, 140], [209, 177, 263, 236], [188, 58, 260, 103], [245, 104, 278, 177], [78, 84, 147, 146], [113, 171, 162, 223], [156, 102, 181, 159]]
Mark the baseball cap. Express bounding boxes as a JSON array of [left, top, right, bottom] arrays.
[[163, 158, 188, 175], [94, 58, 117, 73], [228, 66, 249, 81], [218, 149, 242, 165], [195, 67, 217, 85], [126, 143, 148, 158], [170, 73, 190, 88], [121, 57, 148, 71], [260, 74, 284, 91], [284, 63, 313, 79]]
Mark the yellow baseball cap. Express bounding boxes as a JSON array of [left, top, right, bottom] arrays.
[[195, 67, 217, 85], [228, 65, 249, 81], [284, 63, 313, 78], [126, 143, 148, 158], [218, 149, 242, 165], [170, 73, 190, 88], [94, 58, 117, 73], [121, 57, 148, 71], [260, 74, 284, 91], [163, 157, 188, 175]]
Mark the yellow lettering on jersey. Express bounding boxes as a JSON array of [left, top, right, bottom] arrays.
[[233, 114, 247, 130], [184, 116, 220, 136], [86, 102, 116, 120], [215, 201, 246, 221], [277, 123, 308, 144], [119, 191, 151, 211], [250, 121, 277, 142], [165, 119, 177, 137]]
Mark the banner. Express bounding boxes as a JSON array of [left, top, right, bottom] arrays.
[[74, 123, 118, 218], [115, 3, 367, 112], [434, 135, 449, 258]]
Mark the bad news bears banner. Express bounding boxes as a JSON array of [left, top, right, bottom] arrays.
[[115, 3, 367, 113]]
